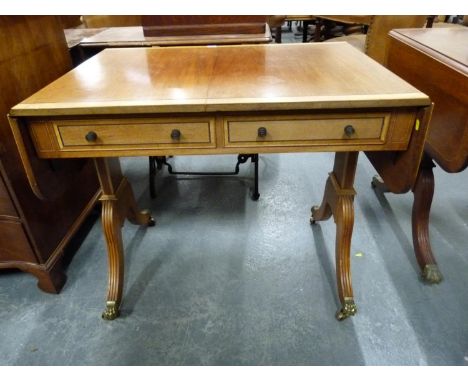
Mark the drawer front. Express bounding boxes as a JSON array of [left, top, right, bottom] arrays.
[[55, 118, 214, 148], [0, 174, 18, 218], [0, 220, 37, 263], [225, 114, 390, 147]]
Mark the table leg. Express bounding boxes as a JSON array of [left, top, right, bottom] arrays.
[[314, 19, 323, 42], [412, 154, 443, 283], [94, 158, 155, 320], [311, 152, 358, 320]]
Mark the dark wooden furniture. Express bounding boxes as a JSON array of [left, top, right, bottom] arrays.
[[141, 15, 267, 37], [317, 16, 429, 64], [377, 27, 468, 282], [0, 16, 100, 292], [9, 43, 431, 321], [74, 24, 271, 49], [65, 23, 272, 68]]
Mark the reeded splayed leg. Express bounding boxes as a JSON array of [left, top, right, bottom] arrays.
[[311, 152, 358, 320], [94, 158, 155, 320], [412, 154, 443, 283]]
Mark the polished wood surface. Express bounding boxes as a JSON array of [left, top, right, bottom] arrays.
[[24, 109, 415, 159], [0, 16, 100, 292], [141, 15, 267, 36], [389, 28, 467, 68], [225, 113, 388, 145], [311, 151, 359, 320], [75, 25, 272, 48], [64, 27, 105, 49], [81, 15, 142, 28], [12, 43, 429, 117], [387, 28, 468, 172], [10, 43, 430, 320], [382, 27, 468, 282]]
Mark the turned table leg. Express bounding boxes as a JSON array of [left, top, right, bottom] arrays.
[[412, 154, 443, 283], [311, 152, 358, 320], [94, 158, 155, 320]]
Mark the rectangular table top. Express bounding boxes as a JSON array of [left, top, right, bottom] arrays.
[[11, 42, 430, 117]]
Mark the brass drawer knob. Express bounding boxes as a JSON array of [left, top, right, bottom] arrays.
[[85, 131, 98, 142], [171, 129, 181, 140], [344, 125, 355, 137], [257, 127, 267, 137]]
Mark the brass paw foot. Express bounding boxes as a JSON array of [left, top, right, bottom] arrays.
[[102, 301, 120, 320], [310, 205, 319, 224], [422, 264, 443, 284], [336, 298, 357, 321]]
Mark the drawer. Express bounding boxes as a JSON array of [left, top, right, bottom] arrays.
[[224, 113, 390, 148], [0, 174, 18, 217], [0, 220, 37, 263], [54, 117, 215, 148]]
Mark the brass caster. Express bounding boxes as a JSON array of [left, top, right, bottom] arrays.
[[310, 205, 319, 225], [336, 298, 357, 321], [102, 301, 120, 320], [140, 209, 156, 227], [371, 175, 389, 193], [422, 264, 443, 284], [371, 175, 383, 189]]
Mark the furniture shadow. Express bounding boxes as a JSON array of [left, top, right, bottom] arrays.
[[146, 154, 279, 210], [368, 189, 420, 275], [120, 232, 173, 317], [310, 223, 340, 307], [360, 188, 468, 364]]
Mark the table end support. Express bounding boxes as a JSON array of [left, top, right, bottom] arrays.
[[412, 154, 443, 284], [312, 152, 359, 321]]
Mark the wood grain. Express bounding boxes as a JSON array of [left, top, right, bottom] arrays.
[[25, 110, 417, 159], [94, 158, 153, 320], [311, 152, 359, 320], [225, 113, 388, 145], [387, 28, 468, 172], [11, 43, 430, 117]]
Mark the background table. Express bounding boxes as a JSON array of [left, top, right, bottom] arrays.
[[65, 25, 272, 65], [380, 27, 468, 282]]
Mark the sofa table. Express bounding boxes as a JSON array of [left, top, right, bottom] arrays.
[[377, 27, 468, 283], [8, 43, 431, 320]]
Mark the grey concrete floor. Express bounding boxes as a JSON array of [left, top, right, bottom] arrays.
[[1, 152, 468, 365], [1, 27, 468, 366]]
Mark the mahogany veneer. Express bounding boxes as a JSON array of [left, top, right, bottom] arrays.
[[381, 28, 468, 282], [9, 42, 431, 320]]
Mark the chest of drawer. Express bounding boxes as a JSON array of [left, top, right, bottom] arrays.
[[0, 175, 18, 218], [224, 113, 390, 148]]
